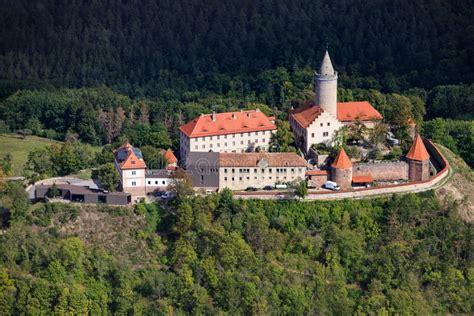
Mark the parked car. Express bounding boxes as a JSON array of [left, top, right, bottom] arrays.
[[245, 187, 257, 192], [275, 184, 288, 189], [324, 181, 340, 191], [161, 191, 175, 200], [263, 185, 274, 190]]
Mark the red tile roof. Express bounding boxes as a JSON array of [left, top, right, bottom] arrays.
[[289, 101, 324, 128], [163, 149, 178, 164], [352, 175, 374, 183], [306, 169, 329, 176], [218, 152, 307, 168], [179, 109, 276, 138], [337, 101, 383, 121], [332, 148, 352, 169], [289, 101, 382, 128], [114, 143, 147, 169], [406, 134, 430, 161]]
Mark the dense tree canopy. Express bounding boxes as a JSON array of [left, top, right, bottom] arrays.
[[0, 188, 472, 314], [0, 0, 472, 98]]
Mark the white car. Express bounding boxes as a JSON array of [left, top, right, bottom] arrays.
[[324, 181, 341, 191]]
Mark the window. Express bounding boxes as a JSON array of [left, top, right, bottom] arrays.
[[131, 171, 136, 175], [195, 145, 198, 149], [239, 177, 242, 181], [162, 181, 166, 185], [254, 168, 257, 173], [241, 141, 244, 145], [263, 139, 266, 143], [323, 132, 329, 137], [210, 143, 213, 147], [217, 143, 220, 147], [311, 133, 314, 138], [247, 177, 250, 180], [255, 132, 258, 135], [147, 181, 151, 185], [210, 136, 213, 140], [132, 181, 136, 186], [202, 145, 206, 149], [232, 177, 235, 181], [291, 168, 295, 173], [233, 141, 236, 145], [200, 175, 204, 184], [232, 169, 235, 173], [248, 140, 251, 144], [224, 135, 227, 139], [217, 136, 220, 139], [255, 139, 258, 143], [225, 142, 227, 146], [320, 123, 323, 127], [224, 168, 228, 173], [155, 181, 158, 185], [224, 177, 227, 181]]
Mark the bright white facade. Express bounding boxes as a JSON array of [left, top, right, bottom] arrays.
[[179, 109, 277, 162], [289, 50, 383, 154]]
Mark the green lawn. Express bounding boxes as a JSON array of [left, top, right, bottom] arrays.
[[1, 134, 102, 176]]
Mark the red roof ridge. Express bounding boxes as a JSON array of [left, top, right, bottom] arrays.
[[336, 101, 383, 121], [406, 134, 430, 161], [179, 109, 276, 137], [332, 148, 352, 169], [289, 101, 324, 128]]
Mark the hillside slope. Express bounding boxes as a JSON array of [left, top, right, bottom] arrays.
[[436, 145, 474, 222]]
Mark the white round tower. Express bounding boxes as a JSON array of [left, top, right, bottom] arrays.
[[315, 50, 338, 117]]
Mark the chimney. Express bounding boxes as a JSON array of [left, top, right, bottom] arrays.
[[212, 111, 216, 121], [255, 108, 260, 112]]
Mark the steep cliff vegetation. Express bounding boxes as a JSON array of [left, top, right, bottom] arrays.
[[0, 187, 472, 314]]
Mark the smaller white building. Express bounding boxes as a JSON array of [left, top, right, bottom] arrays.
[[145, 169, 173, 194], [114, 143, 147, 197]]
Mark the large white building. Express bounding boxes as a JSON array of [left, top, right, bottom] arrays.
[[179, 109, 277, 162], [289, 50, 383, 153]]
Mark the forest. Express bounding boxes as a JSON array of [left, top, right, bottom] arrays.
[[0, 0, 473, 98], [0, 184, 472, 314]]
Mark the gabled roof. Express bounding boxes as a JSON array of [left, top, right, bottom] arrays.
[[179, 109, 276, 138], [114, 143, 147, 169], [289, 101, 324, 128], [337, 102, 383, 122], [332, 148, 352, 169], [218, 152, 307, 168], [163, 149, 178, 164], [289, 101, 382, 129], [406, 134, 430, 161]]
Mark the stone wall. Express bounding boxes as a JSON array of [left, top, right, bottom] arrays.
[[352, 161, 409, 181]]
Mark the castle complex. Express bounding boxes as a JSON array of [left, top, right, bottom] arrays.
[[289, 50, 382, 153], [110, 49, 437, 200]]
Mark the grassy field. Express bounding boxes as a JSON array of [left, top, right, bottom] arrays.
[[1, 133, 102, 176]]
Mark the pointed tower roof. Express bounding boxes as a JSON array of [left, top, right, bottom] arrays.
[[332, 148, 352, 169], [406, 134, 430, 161], [320, 50, 335, 76], [163, 149, 178, 164]]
